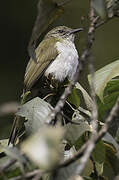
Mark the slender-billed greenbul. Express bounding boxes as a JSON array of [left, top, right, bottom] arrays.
[[9, 26, 83, 145]]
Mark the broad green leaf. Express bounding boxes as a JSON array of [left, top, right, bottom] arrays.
[[16, 97, 53, 135], [103, 142, 119, 179], [103, 160, 115, 180], [68, 87, 80, 108], [98, 79, 119, 120], [75, 83, 93, 111], [82, 159, 93, 177], [65, 111, 91, 145], [92, 140, 106, 164], [88, 59, 119, 101], [92, 141, 106, 176], [91, 0, 107, 19], [104, 79, 119, 95]]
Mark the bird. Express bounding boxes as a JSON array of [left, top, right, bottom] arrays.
[[9, 26, 83, 145]]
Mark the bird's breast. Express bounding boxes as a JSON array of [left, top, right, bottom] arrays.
[[45, 40, 79, 82]]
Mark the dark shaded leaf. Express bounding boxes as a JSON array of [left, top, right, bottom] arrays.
[[68, 87, 80, 108], [75, 83, 93, 111]]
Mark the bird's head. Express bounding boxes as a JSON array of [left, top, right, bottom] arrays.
[[44, 26, 83, 42]]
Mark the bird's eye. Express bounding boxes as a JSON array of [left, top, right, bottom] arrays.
[[58, 30, 64, 33]]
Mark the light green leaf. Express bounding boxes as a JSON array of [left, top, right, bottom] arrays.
[[88, 59, 119, 101], [95, 162, 104, 176], [16, 97, 53, 135], [65, 111, 91, 145]]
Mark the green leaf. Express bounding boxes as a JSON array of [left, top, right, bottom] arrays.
[[92, 141, 106, 176], [16, 97, 53, 135], [104, 79, 119, 95], [98, 79, 119, 120], [65, 111, 91, 145], [95, 162, 104, 176], [103, 142, 119, 179], [92, 140, 106, 164], [91, 0, 107, 19], [68, 87, 80, 108], [1, 168, 21, 179], [88, 59, 119, 101], [82, 159, 94, 177], [75, 83, 93, 111]]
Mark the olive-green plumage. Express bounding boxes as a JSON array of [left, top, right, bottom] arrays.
[[24, 37, 58, 90]]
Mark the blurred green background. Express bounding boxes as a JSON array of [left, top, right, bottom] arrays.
[[0, 0, 119, 138]]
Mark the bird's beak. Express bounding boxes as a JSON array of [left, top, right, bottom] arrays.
[[70, 28, 83, 34]]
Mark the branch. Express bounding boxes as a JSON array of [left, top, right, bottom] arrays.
[[0, 102, 19, 116], [75, 8, 98, 174], [0, 159, 17, 172], [9, 170, 41, 180]]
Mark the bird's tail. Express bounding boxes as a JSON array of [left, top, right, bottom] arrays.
[[8, 115, 20, 146], [8, 91, 30, 146]]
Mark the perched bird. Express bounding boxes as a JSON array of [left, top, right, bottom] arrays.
[[24, 26, 83, 93], [9, 26, 83, 145]]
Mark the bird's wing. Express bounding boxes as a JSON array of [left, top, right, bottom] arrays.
[[24, 37, 58, 90]]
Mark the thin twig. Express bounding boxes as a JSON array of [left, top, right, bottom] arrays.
[[0, 102, 19, 116], [0, 159, 17, 172], [9, 170, 41, 180], [75, 8, 98, 174]]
